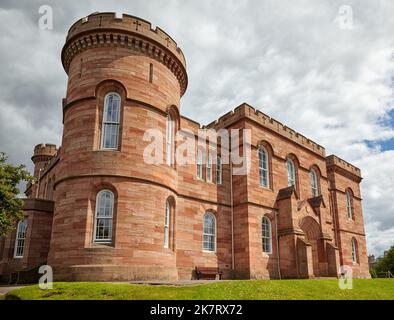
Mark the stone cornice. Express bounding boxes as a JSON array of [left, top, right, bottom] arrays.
[[22, 198, 55, 213]]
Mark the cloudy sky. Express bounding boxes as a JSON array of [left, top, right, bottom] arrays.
[[0, 0, 393, 257]]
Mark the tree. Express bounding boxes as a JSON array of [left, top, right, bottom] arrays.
[[375, 245, 394, 275], [0, 152, 34, 237]]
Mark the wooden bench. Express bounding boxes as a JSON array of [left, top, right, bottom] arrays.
[[195, 267, 223, 280]]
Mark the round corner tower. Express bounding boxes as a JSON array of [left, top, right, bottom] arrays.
[[48, 13, 188, 281]]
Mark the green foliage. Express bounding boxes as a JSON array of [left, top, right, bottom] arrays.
[[375, 245, 394, 275], [4, 279, 394, 300], [370, 269, 378, 278], [0, 152, 34, 237]]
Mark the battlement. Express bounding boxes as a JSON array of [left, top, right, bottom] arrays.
[[32, 143, 57, 163], [207, 103, 326, 157], [326, 154, 361, 178], [66, 12, 186, 67], [63, 12, 188, 96]]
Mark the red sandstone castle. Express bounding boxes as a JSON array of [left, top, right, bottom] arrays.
[[0, 13, 370, 282]]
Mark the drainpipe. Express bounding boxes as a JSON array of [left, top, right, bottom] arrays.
[[275, 211, 281, 279], [230, 153, 235, 277]]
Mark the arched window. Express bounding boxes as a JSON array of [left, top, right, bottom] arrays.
[[216, 156, 222, 184], [287, 158, 296, 187], [203, 212, 216, 252], [207, 153, 213, 182], [259, 147, 269, 188], [262, 217, 272, 253], [346, 190, 354, 220], [14, 218, 28, 258], [166, 114, 174, 165], [101, 93, 121, 150], [196, 148, 203, 179], [164, 200, 171, 248], [310, 168, 319, 197], [351, 238, 358, 263], [93, 190, 114, 243]]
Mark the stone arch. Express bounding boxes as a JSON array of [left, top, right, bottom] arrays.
[[95, 79, 128, 99], [166, 105, 180, 131], [299, 216, 323, 277]]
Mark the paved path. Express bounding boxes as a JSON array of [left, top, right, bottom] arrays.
[[0, 285, 25, 296]]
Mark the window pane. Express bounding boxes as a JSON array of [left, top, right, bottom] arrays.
[[203, 213, 216, 251], [14, 219, 28, 257], [105, 94, 120, 123], [216, 157, 222, 184], [310, 170, 318, 196], [207, 154, 212, 182], [287, 159, 295, 186], [101, 93, 120, 149], [259, 148, 269, 188], [94, 191, 114, 242], [197, 149, 203, 179], [166, 115, 174, 165], [262, 218, 272, 253], [164, 201, 170, 248]]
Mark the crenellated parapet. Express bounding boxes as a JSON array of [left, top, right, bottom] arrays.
[[326, 154, 362, 181], [31, 143, 57, 164], [62, 12, 188, 96], [207, 103, 326, 157]]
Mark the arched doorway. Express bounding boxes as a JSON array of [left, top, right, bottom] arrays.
[[299, 216, 322, 277]]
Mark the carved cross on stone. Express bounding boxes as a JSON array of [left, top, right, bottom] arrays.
[[133, 20, 142, 31]]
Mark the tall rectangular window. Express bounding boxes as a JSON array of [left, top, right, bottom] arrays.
[[164, 200, 170, 248], [94, 190, 114, 243], [216, 156, 222, 184], [203, 213, 216, 252], [14, 219, 28, 258], [101, 93, 121, 150], [262, 217, 272, 254], [287, 159, 296, 187], [166, 115, 174, 165], [196, 149, 203, 179], [259, 147, 269, 188], [207, 153, 212, 182]]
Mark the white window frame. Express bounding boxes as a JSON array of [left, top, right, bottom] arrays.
[[216, 156, 222, 185], [310, 168, 319, 197], [196, 148, 203, 180], [262, 217, 272, 254], [259, 147, 269, 188], [287, 158, 296, 187], [202, 212, 216, 253], [207, 153, 213, 182], [351, 238, 358, 264], [14, 218, 28, 258], [100, 92, 121, 150], [166, 114, 174, 165], [346, 190, 354, 220], [164, 200, 171, 248], [93, 190, 114, 244]]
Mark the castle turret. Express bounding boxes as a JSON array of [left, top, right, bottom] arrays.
[[48, 13, 188, 281], [31, 143, 57, 178]]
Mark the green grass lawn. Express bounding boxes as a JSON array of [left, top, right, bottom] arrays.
[[3, 279, 394, 300]]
